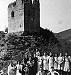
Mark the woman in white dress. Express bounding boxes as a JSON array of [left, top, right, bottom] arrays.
[[42, 52, 49, 75], [37, 52, 42, 72], [64, 53, 70, 75], [58, 53, 64, 70], [46, 54, 50, 71], [68, 56, 71, 75], [16, 61, 22, 75], [43, 53, 47, 70], [54, 54, 58, 71], [48, 52, 54, 72], [36, 66, 43, 75], [58, 53, 64, 74], [8, 63, 15, 75]]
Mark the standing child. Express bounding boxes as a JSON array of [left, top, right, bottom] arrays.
[[36, 66, 43, 75], [47, 67, 59, 75]]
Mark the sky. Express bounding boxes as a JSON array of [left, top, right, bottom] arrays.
[[0, 0, 71, 33]]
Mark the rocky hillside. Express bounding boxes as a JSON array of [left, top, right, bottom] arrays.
[[55, 29, 71, 40], [0, 28, 59, 60], [55, 29, 71, 55]]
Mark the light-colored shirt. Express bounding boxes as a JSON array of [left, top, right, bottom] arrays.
[[47, 71, 59, 75]]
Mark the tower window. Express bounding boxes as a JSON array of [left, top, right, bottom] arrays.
[[11, 11, 14, 17], [20, 24, 22, 28]]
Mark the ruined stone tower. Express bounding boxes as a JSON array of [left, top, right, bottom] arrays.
[[8, 0, 40, 33]]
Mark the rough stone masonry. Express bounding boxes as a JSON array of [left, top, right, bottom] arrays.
[[8, 0, 40, 33]]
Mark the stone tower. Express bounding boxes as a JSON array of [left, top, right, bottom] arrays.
[[24, 0, 33, 32], [33, 0, 40, 32], [8, 0, 40, 33]]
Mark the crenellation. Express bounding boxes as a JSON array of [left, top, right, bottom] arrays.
[[8, 1, 16, 8]]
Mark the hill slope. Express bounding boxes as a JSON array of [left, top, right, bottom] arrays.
[[55, 29, 71, 41], [54, 29, 71, 55], [0, 28, 59, 60]]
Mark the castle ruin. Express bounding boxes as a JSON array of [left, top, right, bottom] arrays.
[[8, 0, 40, 33]]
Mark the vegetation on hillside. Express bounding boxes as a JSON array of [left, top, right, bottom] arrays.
[[0, 28, 59, 60], [0, 28, 71, 61], [0, 28, 70, 74]]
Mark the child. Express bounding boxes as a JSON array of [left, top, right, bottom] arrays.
[[36, 66, 43, 75], [47, 67, 59, 75]]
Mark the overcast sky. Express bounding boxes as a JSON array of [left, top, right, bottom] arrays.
[[0, 0, 71, 33]]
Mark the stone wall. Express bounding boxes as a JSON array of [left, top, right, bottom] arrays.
[[8, 0, 40, 33], [8, 1, 24, 33]]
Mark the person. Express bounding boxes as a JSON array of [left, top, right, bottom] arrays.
[[0, 70, 3, 75], [48, 52, 54, 72], [58, 53, 64, 75], [68, 56, 71, 75], [46, 53, 50, 71], [32, 53, 38, 74], [21, 63, 25, 75], [63, 53, 70, 75], [36, 49, 39, 58], [47, 67, 59, 75], [27, 55, 32, 66], [54, 54, 58, 71], [42, 52, 49, 75], [27, 55, 33, 75], [24, 64, 29, 75], [36, 66, 43, 75], [8, 62, 15, 75], [21, 59, 25, 75], [37, 52, 42, 72], [31, 59, 37, 75], [16, 61, 22, 75], [24, 53, 29, 65]]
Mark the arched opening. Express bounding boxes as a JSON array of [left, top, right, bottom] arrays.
[[11, 11, 14, 17]]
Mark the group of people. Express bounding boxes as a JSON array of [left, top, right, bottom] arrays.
[[7, 50, 71, 75], [36, 51, 71, 75]]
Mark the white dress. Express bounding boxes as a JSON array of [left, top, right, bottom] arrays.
[[47, 56, 50, 71], [37, 56, 42, 71], [36, 71, 43, 75], [64, 56, 70, 72], [54, 57, 58, 70], [43, 55, 49, 70], [16, 64, 22, 75], [8, 64, 15, 75], [47, 71, 59, 75], [58, 56, 64, 70], [48, 56, 54, 71]]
